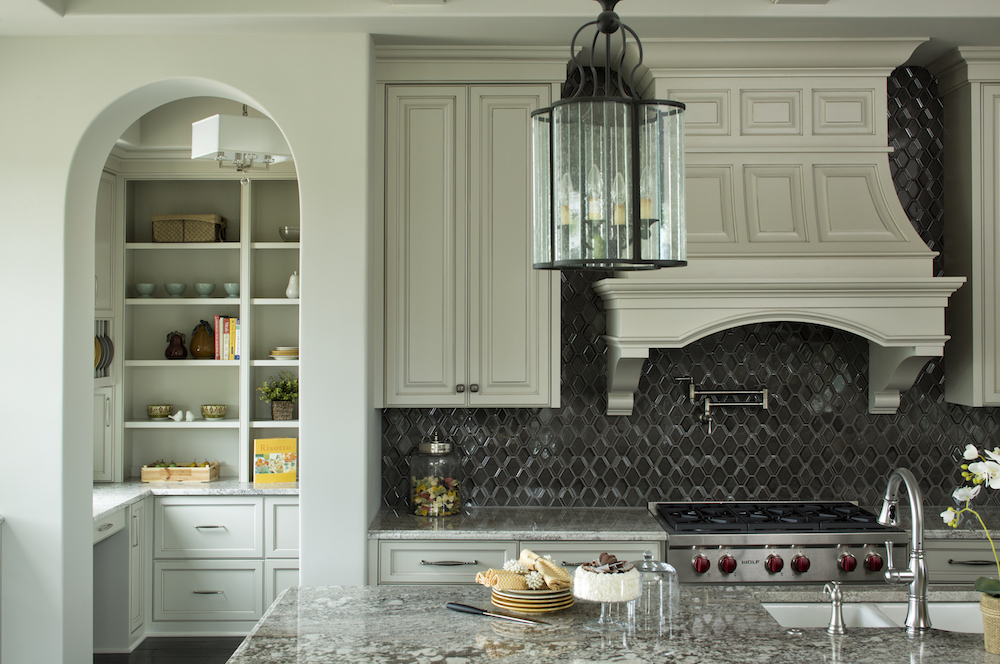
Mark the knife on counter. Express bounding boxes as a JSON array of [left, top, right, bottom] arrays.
[[446, 602, 550, 626]]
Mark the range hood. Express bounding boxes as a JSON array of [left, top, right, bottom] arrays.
[[592, 39, 965, 416]]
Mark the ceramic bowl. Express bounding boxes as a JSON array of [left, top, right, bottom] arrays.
[[224, 282, 240, 298], [135, 283, 156, 297], [278, 226, 300, 242], [201, 404, 227, 419], [147, 404, 173, 419], [194, 282, 216, 297], [164, 283, 186, 297]]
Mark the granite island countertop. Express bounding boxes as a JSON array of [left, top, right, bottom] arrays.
[[93, 479, 298, 521], [227, 583, 1000, 664]]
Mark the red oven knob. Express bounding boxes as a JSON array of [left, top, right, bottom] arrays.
[[693, 555, 711, 574], [764, 554, 784, 574], [718, 554, 738, 574], [791, 554, 810, 573], [839, 553, 858, 573], [865, 553, 884, 572]]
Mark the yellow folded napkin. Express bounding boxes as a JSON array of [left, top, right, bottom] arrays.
[[475, 569, 530, 590], [518, 549, 572, 590]]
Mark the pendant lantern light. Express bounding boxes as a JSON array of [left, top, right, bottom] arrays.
[[532, 0, 686, 270]]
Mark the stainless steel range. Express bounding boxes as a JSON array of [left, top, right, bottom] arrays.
[[649, 501, 910, 584]]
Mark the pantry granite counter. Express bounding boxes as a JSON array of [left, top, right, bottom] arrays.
[[368, 506, 664, 541], [226, 583, 997, 664], [93, 479, 298, 521]]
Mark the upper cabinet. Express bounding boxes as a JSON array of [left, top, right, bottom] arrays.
[[931, 49, 1000, 406], [383, 85, 559, 408]]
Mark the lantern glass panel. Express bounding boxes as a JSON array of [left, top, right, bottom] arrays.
[[531, 112, 552, 266]]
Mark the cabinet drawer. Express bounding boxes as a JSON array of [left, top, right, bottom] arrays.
[[378, 541, 516, 584], [152, 560, 263, 622], [927, 540, 998, 585], [154, 497, 263, 558], [520, 541, 663, 571], [93, 508, 126, 544], [264, 497, 299, 558], [265, 559, 299, 608]]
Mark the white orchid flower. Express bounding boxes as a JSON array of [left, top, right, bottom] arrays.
[[985, 448, 1000, 465], [964, 444, 981, 460], [969, 460, 1000, 489], [941, 508, 957, 525], [953, 485, 982, 502]]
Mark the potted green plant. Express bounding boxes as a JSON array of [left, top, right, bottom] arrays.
[[942, 443, 1000, 653], [257, 370, 298, 421]]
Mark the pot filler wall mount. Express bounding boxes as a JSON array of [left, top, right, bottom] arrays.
[[588, 38, 965, 416]]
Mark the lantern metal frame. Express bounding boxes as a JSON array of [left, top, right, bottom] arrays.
[[531, 0, 686, 271]]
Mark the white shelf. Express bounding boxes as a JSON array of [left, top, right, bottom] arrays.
[[126, 243, 241, 251], [126, 419, 240, 429], [252, 242, 299, 250], [252, 298, 299, 305], [126, 360, 240, 367], [252, 359, 299, 367], [251, 420, 300, 429], [126, 298, 241, 305]]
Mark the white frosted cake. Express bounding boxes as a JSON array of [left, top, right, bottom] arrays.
[[573, 564, 641, 602]]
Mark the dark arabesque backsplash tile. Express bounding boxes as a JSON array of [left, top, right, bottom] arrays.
[[382, 66, 998, 509]]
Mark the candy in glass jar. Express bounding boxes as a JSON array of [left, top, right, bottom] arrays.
[[410, 432, 462, 517]]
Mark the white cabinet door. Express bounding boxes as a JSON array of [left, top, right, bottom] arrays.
[[93, 387, 114, 482], [95, 171, 116, 316], [385, 86, 469, 406], [264, 497, 299, 558], [129, 499, 147, 637], [468, 86, 556, 406], [264, 560, 299, 608]]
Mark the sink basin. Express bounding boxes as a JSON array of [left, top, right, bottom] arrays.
[[761, 602, 983, 633]]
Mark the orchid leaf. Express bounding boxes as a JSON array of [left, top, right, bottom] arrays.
[[975, 576, 1000, 596]]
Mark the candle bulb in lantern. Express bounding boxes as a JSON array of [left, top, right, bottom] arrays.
[[612, 172, 627, 225], [586, 163, 604, 221], [639, 166, 654, 220]]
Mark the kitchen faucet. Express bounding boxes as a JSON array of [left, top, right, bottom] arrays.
[[877, 467, 931, 634]]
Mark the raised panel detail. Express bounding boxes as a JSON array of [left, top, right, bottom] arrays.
[[813, 89, 875, 135], [668, 90, 729, 135], [744, 166, 807, 242], [686, 166, 737, 243], [741, 90, 801, 135], [813, 165, 906, 242]]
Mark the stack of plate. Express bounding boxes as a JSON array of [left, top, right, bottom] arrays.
[[490, 587, 574, 614], [269, 346, 299, 360]]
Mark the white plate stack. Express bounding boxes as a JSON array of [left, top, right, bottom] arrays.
[[269, 346, 299, 360]]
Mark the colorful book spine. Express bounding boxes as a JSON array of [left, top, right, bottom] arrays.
[[214, 315, 221, 360], [222, 318, 230, 360], [253, 437, 297, 483], [234, 318, 240, 360]]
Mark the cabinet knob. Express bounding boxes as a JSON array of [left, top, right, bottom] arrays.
[[470, 384, 479, 393], [456, 384, 465, 393]]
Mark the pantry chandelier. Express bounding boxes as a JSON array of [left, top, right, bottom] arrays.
[[531, 0, 686, 270], [191, 105, 292, 173]]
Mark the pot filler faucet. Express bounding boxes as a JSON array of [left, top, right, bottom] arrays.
[[877, 467, 931, 634]]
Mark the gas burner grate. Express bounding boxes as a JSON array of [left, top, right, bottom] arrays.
[[655, 501, 889, 534]]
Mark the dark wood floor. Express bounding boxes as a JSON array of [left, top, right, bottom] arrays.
[[93, 637, 245, 664]]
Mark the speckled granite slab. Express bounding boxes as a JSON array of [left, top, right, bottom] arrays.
[[93, 479, 298, 521], [227, 584, 998, 664], [368, 506, 664, 541]]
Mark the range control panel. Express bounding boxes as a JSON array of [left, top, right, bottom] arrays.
[[670, 543, 909, 584]]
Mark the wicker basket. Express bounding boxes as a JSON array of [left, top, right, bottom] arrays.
[[151, 214, 226, 242], [981, 594, 1000, 653], [272, 400, 296, 421]]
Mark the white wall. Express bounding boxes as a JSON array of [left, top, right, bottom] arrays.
[[0, 33, 374, 663]]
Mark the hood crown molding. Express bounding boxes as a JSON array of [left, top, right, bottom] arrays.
[[594, 38, 964, 416]]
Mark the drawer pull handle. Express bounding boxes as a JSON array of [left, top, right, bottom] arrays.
[[948, 559, 997, 566], [193, 590, 224, 594], [98, 523, 114, 532], [195, 525, 226, 529], [420, 560, 479, 567]]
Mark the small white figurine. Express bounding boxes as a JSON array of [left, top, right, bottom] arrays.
[[169, 411, 184, 422], [185, 410, 195, 422]]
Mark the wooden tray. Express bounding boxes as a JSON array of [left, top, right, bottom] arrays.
[[140, 461, 220, 482]]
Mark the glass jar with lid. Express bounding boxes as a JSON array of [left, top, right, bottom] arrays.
[[409, 432, 462, 517]]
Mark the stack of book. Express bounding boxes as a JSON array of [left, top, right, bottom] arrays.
[[214, 315, 240, 360]]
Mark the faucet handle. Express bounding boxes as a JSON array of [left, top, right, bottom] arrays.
[[823, 581, 843, 603], [884, 540, 895, 571]]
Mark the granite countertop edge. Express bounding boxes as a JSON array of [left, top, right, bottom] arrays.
[[368, 505, 1000, 542], [93, 479, 299, 521]]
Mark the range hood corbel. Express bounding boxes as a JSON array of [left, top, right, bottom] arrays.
[[588, 39, 965, 416]]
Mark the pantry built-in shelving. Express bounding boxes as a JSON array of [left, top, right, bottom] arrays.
[[119, 173, 300, 481]]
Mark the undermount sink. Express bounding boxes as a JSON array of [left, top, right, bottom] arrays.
[[761, 602, 983, 633]]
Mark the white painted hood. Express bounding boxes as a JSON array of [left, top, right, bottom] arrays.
[[593, 39, 965, 415]]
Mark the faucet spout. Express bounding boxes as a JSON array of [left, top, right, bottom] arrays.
[[878, 467, 930, 634]]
